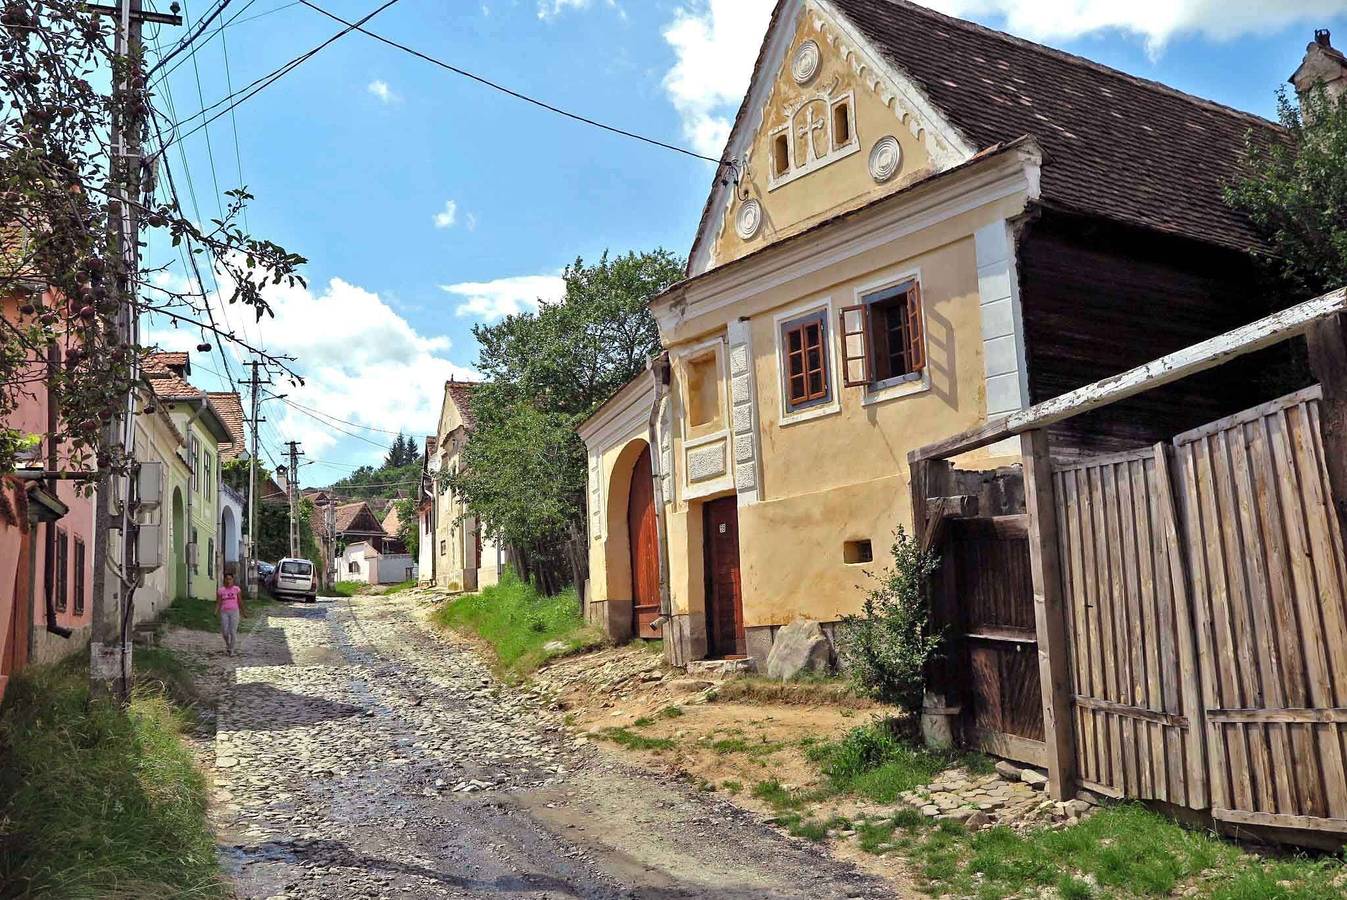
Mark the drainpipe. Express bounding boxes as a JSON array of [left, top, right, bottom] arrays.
[[646, 353, 673, 628], [44, 342, 72, 639]]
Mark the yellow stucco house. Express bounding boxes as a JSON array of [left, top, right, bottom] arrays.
[[580, 0, 1285, 671], [430, 380, 501, 593]]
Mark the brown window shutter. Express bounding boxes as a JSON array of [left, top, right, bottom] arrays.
[[906, 283, 926, 373], [840, 304, 871, 387]]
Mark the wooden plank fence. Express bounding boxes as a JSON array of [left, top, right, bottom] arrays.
[[1052, 387, 1347, 832]]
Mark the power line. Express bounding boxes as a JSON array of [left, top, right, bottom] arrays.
[[272, 396, 395, 449], [278, 396, 408, 435], [150, 0, 234, 75], [151, 0, 300, 86], [298, 0, 722, 164], [161, 0, 403, 151]]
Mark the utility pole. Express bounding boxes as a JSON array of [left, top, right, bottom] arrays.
[[286, 440, 303, 558], [240, 360, 270, 597], [89, 0, 182, 698]]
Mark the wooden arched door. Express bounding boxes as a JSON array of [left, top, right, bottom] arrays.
[[627, 445, 661, 639]]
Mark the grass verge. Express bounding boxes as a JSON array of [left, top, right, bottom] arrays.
[[430, 569, 605, 677], [325, 580, 365, 598], [712, 674, 873, 709], [159, 589, 276, 632], [0, 652, 225, 898]]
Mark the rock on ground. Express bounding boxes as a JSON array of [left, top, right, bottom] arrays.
[[765, 619, 832, 681], [165, 593, 898, 899]]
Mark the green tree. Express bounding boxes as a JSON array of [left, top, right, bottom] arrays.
[[448, 249, 685, 594], [393, 496, 419, 561], [1226, 87, 1347, 300]]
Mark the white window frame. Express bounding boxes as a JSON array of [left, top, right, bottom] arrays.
[[850, 266, 933, 408], [773, 295, 841, 427], [767, 89, 862, 191]]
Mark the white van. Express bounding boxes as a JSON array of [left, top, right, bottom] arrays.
[[274, 557, 317, 603]]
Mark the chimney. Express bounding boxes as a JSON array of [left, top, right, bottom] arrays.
[[1290, 29, 1347, 106]]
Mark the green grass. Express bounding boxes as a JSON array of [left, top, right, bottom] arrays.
[[597, 727, 676, 751], [721, 779, 743, 795], [430, 569, 605, 677], [804, 718, 992, 804], [657, 705, 683, 719], [383, 579, 417, 594], [0, 654, 225, 898], [706, 735, 786, 757], [326, 580, 365, 598], [159, 590, 275, 632]]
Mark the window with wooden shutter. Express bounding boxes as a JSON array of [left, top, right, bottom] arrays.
[[55, 527, 68, 612], [780, 310, 831, 411], [73, 537, 85, 615], [839, 304, 871, 387], [860, 280, 926, 386]]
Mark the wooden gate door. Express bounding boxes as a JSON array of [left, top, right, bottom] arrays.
[[947, 517, 1045, 765], [1053, 448, 1207, 808], [1175, 387, 1347, 832], [627, 445, 661, 639], [703, 496, 745, 658]]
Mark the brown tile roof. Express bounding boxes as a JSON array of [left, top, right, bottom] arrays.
[[145, 368, 201, 401], [333, 501, 386, 535], [207, 392, 247, 461], [829, 0, 1284, 253], [425, 436, 438, 457], [446, 379, 478, 430], [147, 351, 190, 374]]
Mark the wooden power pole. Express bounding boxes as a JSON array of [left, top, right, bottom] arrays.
[[241, 360, 270, 597], [286, 440, 303, 558]]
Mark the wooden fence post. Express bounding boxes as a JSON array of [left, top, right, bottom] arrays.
[[1020, 428, 1077, 801], [1306, 314, 1347, 542]]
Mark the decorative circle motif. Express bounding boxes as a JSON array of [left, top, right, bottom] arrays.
[[735, 199, 763, 240], [868, 135, 903, 182], [792, 40, 821, 84]]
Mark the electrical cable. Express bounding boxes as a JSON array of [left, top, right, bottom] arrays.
[[149, 0, 234, 75], [151, 0, 299, 87], [298, 0, 722, 164], [277, 396, 411, 435], [161, 0, 403, 151]]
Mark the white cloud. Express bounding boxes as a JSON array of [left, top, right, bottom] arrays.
[[439, 274, 566, 321], [366, 79, 399, 104], [926, 1, 1347, 52], [433, 200, 458, 229], [537, 0, 620, 20], [661, 0, 774, 159], [465, 212, 478, 232], [146, 269, 475, 459]]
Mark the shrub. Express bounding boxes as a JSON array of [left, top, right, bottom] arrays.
[[839, 525, 942, 709]]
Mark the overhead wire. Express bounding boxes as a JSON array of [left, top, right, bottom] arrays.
[[150, 0, 234, 75], [297, 0, 722, 164], [152, 0, 301, 86]]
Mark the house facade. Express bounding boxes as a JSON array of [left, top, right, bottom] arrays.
[[132, 378, 192, 623], [0, 289, 97, 698], [145, 353, 232, 602], [432, 380, 501, 593], [337, 540, 417, 586], [417, 436, 438, 585], [581, 0, 1290, 669]]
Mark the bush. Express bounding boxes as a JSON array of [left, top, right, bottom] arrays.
[[839, 525, 942, 710]]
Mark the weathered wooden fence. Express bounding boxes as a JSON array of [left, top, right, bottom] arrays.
[[1052, 387, 1347, 832]]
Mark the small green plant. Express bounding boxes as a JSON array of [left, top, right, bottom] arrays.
[[751, 778, 808, 810], [721, 780, 743, 795], [599, 727, 675, 751], [657, 705, 683, 719], [838, 525, 942, 710], [807, 718, 955, 803], [632, 716, 655, 727]]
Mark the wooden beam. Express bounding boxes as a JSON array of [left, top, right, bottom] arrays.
[[1020, 428, 1077, 801], [1214, 807, 1347, 834], [911, 287, 1347, 463], [1305, 312, 1347, 544]]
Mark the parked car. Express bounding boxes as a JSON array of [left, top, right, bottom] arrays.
[[273, 557, 317, 603]]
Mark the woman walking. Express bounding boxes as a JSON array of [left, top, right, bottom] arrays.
[[216, 573, 245, 656]]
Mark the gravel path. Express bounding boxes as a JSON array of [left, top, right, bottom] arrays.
[[170, 594, 900, 899]]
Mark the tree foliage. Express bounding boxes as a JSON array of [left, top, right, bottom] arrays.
[[1226, 87, 1347, 301], [393, 496, 419, 561], [448, 249, 684, 591], [383, 432, 418, 469], [220, 457, 314, 565], [0, 1, 305, 476]]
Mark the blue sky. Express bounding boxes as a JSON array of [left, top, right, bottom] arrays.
[[143, 0, 1347, 484]]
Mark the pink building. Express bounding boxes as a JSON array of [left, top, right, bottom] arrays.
[[0, 291, 96, 702]]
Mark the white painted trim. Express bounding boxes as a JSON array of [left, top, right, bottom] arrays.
[[772, 294, 841, 426], [975, 219, 1030, 419], [683, 430, 729, 452], [845, 263, 933, 408], [862, 370, 931, 407], [677, 337, 730, 438], [578, 371, 655, 449], [659, 145, 1041, 338], [766, 89, 861, 191]]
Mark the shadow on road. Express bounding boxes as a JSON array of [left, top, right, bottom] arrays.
[[224, 682, 365, 732]]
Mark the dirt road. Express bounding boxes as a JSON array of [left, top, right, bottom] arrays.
[[167, 594, 899, 899]]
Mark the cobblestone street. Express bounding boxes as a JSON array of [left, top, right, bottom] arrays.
[[166, 594, 898, 899]]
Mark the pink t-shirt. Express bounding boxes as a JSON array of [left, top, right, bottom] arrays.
[[217, 585, 241, 612]]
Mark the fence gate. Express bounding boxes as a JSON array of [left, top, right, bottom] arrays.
[[1174, 386, 1347, 832], [945, 517, 1046, 766], [1053, 449, 1207, 808]]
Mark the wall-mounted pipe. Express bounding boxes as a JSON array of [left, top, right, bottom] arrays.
[[646, 353, 673, 625]]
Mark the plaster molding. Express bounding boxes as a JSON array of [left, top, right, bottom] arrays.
[[868, 135, 902, 182], [658, 145, 1041, 339], [726, 317, 761, 505]]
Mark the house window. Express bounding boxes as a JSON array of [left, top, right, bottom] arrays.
[[831, 99, 852, 149], [685, 353, 722, 428], [440, 540, 447, 556], [54, 527, 68, 612], [772, 132, 790, 178], [192, 527, 199, 573], [840, 280, 926, 389], [780, 310, 831, 411], [207, 538, 214, 577], [73, 537, 86, 615], [205, 455, 212, 499]]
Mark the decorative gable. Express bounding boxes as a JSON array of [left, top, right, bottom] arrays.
[[691, 0, 974, 276]]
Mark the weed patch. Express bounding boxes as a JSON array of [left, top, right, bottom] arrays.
[[430, 570, 605, 677], [805, 718, 989, 803], [160, 590, 275, 632], [598, 727, 676, 751], [0, 656, 224, 897]]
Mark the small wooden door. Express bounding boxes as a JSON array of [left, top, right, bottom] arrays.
[[703, 497, 745, 658], [947, 516, 1045, 765], [627, 446, 661, 639]]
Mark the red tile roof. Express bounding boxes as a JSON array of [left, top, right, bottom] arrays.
[[446, 379, 478, 430], [829, 0, 1285, 253], [207, 392, 247, 461]]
